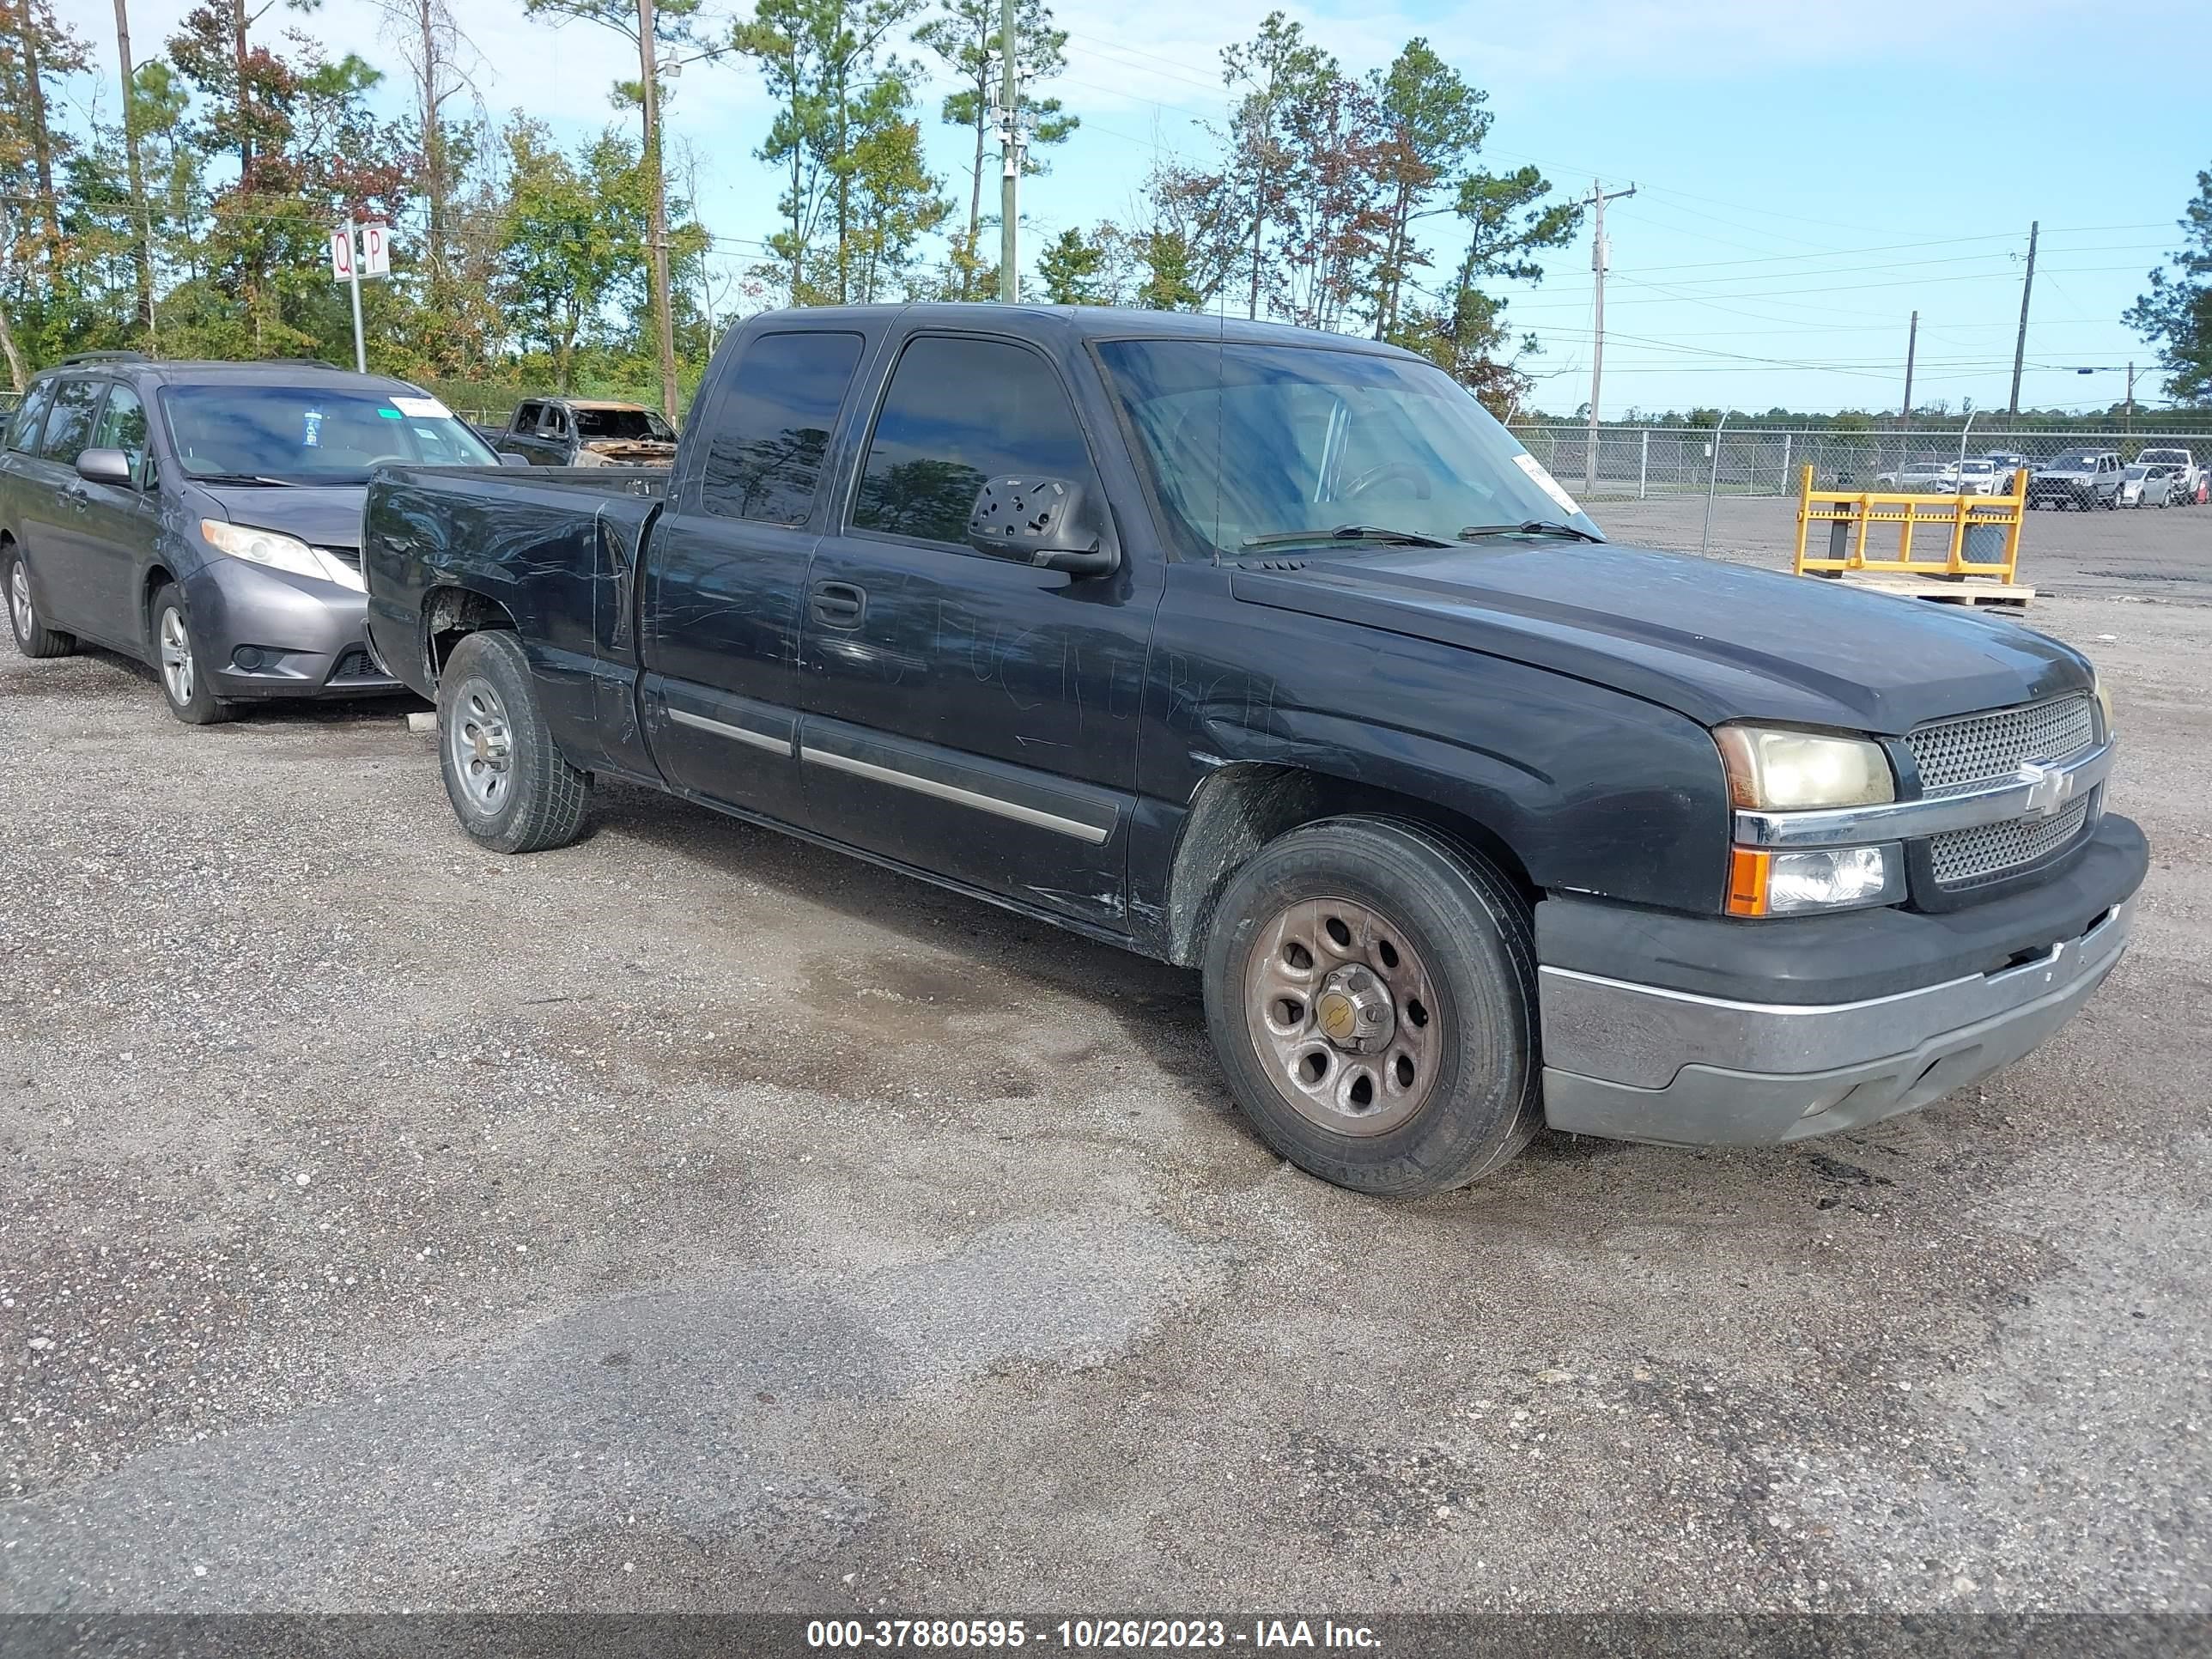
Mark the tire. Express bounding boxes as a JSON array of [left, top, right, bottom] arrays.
[[4, 543, 74, 659], [150, 582, 234, 725], [436, 629, 588, 854], [1200, 817, 1542, 1197]]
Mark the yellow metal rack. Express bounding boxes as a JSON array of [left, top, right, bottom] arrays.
[[1792, 464, 2029, 599]]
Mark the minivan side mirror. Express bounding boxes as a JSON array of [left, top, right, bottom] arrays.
[[496, 451, 531, 468], [76, 447, 134, 487], [965, 476, 1118, 577]]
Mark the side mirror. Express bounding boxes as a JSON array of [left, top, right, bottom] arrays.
[[76, 447, 134, 487], [965, 476, 1118, 577], [496, 451, 531, 468]]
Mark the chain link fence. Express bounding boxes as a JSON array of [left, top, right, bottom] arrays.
[[1509, 423, 2212, 504]]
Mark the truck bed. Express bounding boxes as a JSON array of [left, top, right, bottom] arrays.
[[362, 464, 663, 714]]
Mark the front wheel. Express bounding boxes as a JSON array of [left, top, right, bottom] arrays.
[[437, 629, 588, 854], [151, 583, 233, 725], [1200, 817, 1542, 1196]]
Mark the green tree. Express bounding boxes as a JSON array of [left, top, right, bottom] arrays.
[[2125, 164, 2212, 404], [1036, 225, 1104, 303], [913, 0, 1075, 300], [495, 118, 648, 390], [733, 0, 943, 306], [1364, 39, 1487, 339], [1218, 11, 1332, 321]]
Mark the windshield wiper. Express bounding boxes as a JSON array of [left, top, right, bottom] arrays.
[[191, 471, 300, 487], [1242, 523, 1456, 550], [1457, 520, 1604, 544]]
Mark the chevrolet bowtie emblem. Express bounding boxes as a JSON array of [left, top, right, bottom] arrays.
[[2017, 760, 2075, 820]]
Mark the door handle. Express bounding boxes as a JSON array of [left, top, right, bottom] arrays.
[[61, 485, 90, 510], [811, 580, 866, 627]]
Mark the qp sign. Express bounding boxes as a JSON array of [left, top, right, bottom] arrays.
[[330, 228, 355, 280], [362, 222, 390, 278]]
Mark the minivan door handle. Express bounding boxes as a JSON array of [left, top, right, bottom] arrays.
[[811, 580, 866, 628]]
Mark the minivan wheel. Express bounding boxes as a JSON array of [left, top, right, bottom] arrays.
[[437, 629, 588, 854], [150, 584, 233, 725], [4, 544, 74, 659], [1200, 817, 1542, 1196]]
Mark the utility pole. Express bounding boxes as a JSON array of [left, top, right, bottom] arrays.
[[1901, 309, 1918, 430], [994, 0, 1021, 303], [2126, 362, 2136, 434], [112, 0, 155, 349], [2007, 220, 2037, 419], [1584, 179, 1636, 497], [638, 0, 679, 425]]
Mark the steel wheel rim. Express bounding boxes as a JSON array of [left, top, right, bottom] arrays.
[[9, 562, 31, 640], [447, 678, 514, 816], [1243, 894, 1443, 1139], [158, 607, 194, 706]]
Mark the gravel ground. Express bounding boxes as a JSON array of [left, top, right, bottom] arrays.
[[1, 500, 2207, 1615]]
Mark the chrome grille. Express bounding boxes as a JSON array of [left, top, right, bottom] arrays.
[[1929, 797, 2092, 889], [1908, 694, 2094, 797]]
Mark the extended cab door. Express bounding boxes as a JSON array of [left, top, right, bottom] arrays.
[[794, 329, 1158, 933], [636, 325, 872, 826]]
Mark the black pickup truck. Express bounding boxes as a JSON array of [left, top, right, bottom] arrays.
[[362, 304, 2145, 1196]]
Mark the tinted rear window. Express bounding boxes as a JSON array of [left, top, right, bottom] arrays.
[[700, 331, 865, 524], [39, 380, 107, 465], [7, 381, 55, 453]]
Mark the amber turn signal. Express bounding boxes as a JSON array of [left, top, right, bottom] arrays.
[[1726, 847, 1771, 916]]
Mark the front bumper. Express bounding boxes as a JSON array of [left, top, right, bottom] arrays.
[[183, 560, 404, 701], [1535, 816, 2146, 1147]]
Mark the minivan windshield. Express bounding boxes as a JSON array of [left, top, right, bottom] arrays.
[[1097, 338, 1601, 555], [160, 384, 499, 483]]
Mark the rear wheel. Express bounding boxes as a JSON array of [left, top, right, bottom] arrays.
[[1200, 817, 1541, 1196], [4, 544, 74, 659], [437, 629, 588, 854], [151, 583, 233, 725]]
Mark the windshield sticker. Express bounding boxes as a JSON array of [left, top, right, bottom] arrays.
[[1512, 452, 1582, 517], [302, 409, 324, 448], [375, 407, 404, 420], [390, 395, 451, 419]]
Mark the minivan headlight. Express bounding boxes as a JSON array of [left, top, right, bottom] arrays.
[[199, 519, 364, 592], [1715, 725, 1896, 811]]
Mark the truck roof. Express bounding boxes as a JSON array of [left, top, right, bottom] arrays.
[[737, 301, 1425, 359], [34, 356, 432, 395]]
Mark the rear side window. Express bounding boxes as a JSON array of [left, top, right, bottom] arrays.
[[701, 331, 864, 525], [7, 381, 55, 453], [38, 379, 106, 466], [851, 336, 1095, 546], [512, 402, 540, 433]]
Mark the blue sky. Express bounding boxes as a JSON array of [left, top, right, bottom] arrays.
[[51, 0, 2210, 418]]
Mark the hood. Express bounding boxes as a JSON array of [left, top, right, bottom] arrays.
[[196, 483, 367, 549], [1231, 541, 2088, 735]]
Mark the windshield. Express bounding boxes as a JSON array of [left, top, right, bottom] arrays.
[[2048, 451, 2095, 470], [1960, 461, 1992, 473], [1097, 338, 1600, 555], [160, 384, 499, 483], [574, 406, 676, 442]]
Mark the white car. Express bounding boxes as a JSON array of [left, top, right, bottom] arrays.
[[1879, 459, 1956, 490], [1953, 458, 2004, 495], [2136, 447, 2201, 502], [2120, 463, 2179, 507]]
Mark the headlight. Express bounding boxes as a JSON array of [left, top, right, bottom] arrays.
[[2092, 672, 2116, 739], [1728, 844, 1905, 916], [1715, 725, 1896, 810], [199, 519, 364, 592]]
